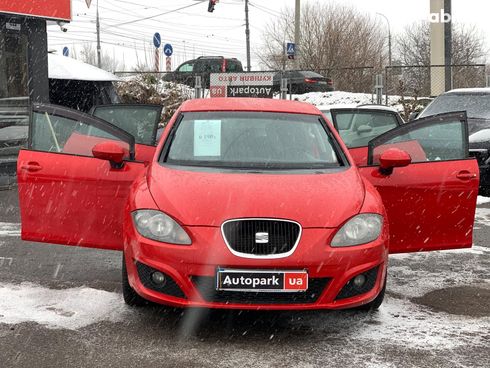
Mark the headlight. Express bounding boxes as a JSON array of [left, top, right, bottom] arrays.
[[132, 210, 191, 245], [331, 214, 383, 247]]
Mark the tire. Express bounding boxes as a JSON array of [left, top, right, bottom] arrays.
[[357, 274, 386, 311], [122, 254, 147, 307], [479, 186, 490, 197]]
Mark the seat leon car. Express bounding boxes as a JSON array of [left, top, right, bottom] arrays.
[[17, 98, 478, 311]]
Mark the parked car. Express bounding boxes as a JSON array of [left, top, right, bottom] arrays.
[[164, 56, 243, 88], [17, 98, 478, 311], [273, 70, 333, 94], [415, 88, 490, 195], [319, 104, 404, 165]]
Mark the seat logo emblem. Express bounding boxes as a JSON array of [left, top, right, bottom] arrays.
[[255, 232, 269, 244]]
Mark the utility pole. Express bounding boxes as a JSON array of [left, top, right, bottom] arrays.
[[376, 12, 392, 67], [96, 0, 101, 68], [294, 0, 300, 69], [444, 0, 452, 91], [245, 0, 251, 71]]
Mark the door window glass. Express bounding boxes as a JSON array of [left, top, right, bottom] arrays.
[[178, 62, 194, 72], [332, 111, 399, 148], [31, 111, 130, 158], [370, 119, 466, 165]]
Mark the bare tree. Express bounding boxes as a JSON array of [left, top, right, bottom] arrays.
[[258, 2, 386, 92], [72, 43, 125, 72], [394, 22, 487, 96]]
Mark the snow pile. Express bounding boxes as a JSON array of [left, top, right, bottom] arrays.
[[0, 222, 20, 237], [0, 282, 129, 330], [289, 91, 404, 111], [470, 129, 490, 143]]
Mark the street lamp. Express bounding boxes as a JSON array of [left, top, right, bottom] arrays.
[[376, 12, 392, 67]]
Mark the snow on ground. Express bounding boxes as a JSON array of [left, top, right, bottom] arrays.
[[0, 282, 129, 330], [477, 195, 490, 205], [0, 222, 20, 237]]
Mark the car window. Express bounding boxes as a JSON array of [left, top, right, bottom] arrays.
[[31, 110, 130, 159], [370, 118, 466, 164], [178, 62, 194, 72], [226, 60, 240, 72], [332, 111, 399, 148], [163, 112, 343, 170], [91, 105, 161, 145]]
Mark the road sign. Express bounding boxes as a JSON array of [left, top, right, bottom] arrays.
[[286, 42, 295, 60], [153, 32, 161, 48], [163, 44, 173, 57], [62, 46, 69, 57], [85, 0, 92, 8]]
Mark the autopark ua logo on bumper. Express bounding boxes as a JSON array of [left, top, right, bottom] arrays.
[[217, 270, 308, 292]]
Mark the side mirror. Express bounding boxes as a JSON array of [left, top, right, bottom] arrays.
[[92, 141, 126, 169], [379, 148, 412, 175], [357, 125, 373, 134], [408, 111, 419, 121]]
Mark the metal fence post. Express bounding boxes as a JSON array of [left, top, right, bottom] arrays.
[[194, 75, 202, 99], [486, 75, 490, 88], [375, 74, 383, 105], [384, 67, 389, 105], [280, 78, 288, 100]]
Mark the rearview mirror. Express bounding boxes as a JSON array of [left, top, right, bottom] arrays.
[[379, 148, 411, 175], [92, 141, 126, 169]]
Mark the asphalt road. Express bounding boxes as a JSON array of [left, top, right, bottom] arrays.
[[0, 186, 489, 368]]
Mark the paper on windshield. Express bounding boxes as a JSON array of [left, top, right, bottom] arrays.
[[194, 120, 221, 156]]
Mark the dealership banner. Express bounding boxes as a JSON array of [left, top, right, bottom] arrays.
[[210, 72, 275, 98], [0, 0, 72, 21]]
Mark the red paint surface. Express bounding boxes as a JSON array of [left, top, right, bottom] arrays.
[[0, 0, 71, 21]]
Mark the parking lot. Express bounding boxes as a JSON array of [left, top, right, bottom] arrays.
[[0, 187, 488, 368]]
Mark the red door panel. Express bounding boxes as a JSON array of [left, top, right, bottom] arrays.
[[17, 150, 145, 250], [360, 111, 478, 254], [359, 160, 478, 253]]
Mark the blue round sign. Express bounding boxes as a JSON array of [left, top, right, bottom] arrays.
[[153, 32, 161, 48], [62, 46, 69, 57], [163, 44, 173, 57]]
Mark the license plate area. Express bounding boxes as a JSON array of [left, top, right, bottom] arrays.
[[216, 269, 308, 292]]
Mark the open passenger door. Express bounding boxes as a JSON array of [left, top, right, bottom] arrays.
[[17, 104, 146, 250], [90, 104, 163, 162], [358, 112, 479, 253]]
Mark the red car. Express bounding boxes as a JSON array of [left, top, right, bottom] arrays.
[[17, 99, 478, 311]]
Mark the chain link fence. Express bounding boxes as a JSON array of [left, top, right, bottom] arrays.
[[384, 64, 487, 102]]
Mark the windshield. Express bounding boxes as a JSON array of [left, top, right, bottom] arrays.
[[419, 93, 490, 119], [162, 112, 343, 170], [331, 110, 399, 148]]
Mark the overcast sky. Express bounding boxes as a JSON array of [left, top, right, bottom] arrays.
[[46, 0, 490, 71]]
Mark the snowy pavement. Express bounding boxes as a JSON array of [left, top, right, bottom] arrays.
[[0, 189, 488, 367]]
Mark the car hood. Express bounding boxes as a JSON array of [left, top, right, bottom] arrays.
[[147, 164, 365, 228]]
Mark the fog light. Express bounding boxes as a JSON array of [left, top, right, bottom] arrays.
[[151, 271, 166, 285], [353, 274, 366, 288]]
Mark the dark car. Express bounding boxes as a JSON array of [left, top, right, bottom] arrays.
[[416, 88, 490, 195], [273, 70, 334, 94], [164, 56, 243, 88]]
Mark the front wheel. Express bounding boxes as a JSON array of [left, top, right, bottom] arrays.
[[122, 254, 147, 307]]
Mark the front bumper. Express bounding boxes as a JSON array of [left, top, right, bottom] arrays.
[[124, 225, 388, 310]]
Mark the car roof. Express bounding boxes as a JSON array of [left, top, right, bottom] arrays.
[[317, 104, 398, 113], [180, 98, 322, 114], [444, 87, 490, 95]]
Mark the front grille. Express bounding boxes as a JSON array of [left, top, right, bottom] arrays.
[[136, 262, 186, 299], [192, 276, 329, 305], [335, 266, 379, 300], [222, 219, 301, 256]]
